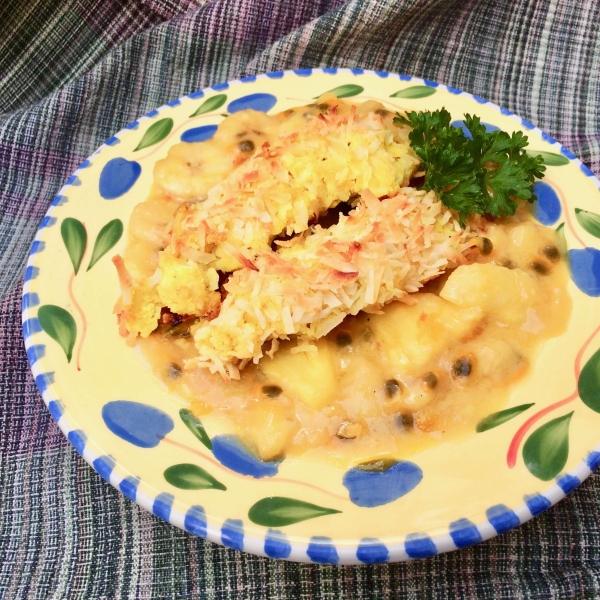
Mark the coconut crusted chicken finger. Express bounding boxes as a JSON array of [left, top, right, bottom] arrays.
[[189, 188, 477, 378], [169, 101, 420, 274]]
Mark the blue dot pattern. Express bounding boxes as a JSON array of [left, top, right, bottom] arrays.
[[486, 504, 520, 534], [185, 506, 207, 537], [221, 519, 244, 551], [23, 317, 42, 339], [35, 372, 54, 394], [119, 477, 139, 502], [180, 125, 218, 143], [356, 539, 389, 564], [67, 430, 87, 456], [557, 474, 580, 494], [307, 537, 339, 564], [47, 399, 64, 421], [404, 534, 437, 558], [264, 529, 291, 559], [24, 265, 40, 280], [93, 456, 115, 482], [26, 344, 45, 366], [449, 518, 483, 548], [524, 493, 552, 516], [21, 293, 39, 309], [153, 493, 174, 521], [587, 452, 600, 471]]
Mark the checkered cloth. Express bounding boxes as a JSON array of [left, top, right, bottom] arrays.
[[2, 0, 599, 597]]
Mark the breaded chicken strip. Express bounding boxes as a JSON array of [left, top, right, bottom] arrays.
[[169, 103, 420, 273], [189, 189, 477, 378]]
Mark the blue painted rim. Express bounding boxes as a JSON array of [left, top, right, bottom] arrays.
[[22, 68, 600, 564]]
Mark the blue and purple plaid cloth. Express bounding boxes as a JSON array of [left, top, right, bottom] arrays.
[[1, 0, 600, 597]]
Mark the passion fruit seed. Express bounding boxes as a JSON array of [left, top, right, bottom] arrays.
[[396, 413, 414, 429], [502, 259, 516, 269], [238, 139, 255, 153], [336, 422, 363, 440], [531, 261, 550, 275], [167, 363, 182, 379], [166, 322, 191, 337], [385, 379, 401, 397], [335, 331, 352, 347], [480, 237, 493, 255], [422, 372, 438, 389], [317, 103, 330, 112], [543, 244, 560, 261], [262, 385, 282, 398], [453, 356, 472, 377]]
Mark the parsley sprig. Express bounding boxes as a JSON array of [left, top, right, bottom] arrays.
[[394, 108, 546, 225]]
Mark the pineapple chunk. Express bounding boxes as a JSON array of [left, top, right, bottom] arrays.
[[369, 294, 484, 372], [440, 263, 539, 325], [260, 341, 338, 410], [464, 339, 528, 384], [240, 401, 299, 461]]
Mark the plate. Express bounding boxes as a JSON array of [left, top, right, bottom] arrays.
[[22, 69, 600, 564]]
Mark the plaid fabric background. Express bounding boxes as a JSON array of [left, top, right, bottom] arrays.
[[1, 0, 600, 597]]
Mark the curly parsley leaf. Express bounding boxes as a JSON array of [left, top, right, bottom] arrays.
[[394, 108, 546, 225]]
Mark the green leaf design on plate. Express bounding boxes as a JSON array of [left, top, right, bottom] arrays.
[[523, 412, 574, 481], [248, 497, 341, 527], [164, 463, 226, 490], [525, 150, 569, 166], [575, 208, 600, 240], [180, 409, 212, 449], [579, 347, 600, 412], [189, 94, 227, 117], [134, 118, 173, 151], [61, 218, 87, 274], [390, 86, 437, 99], [38, 305, 77, 362], [316, 84, 364, 99], [87, 219, 123, 271], [476, 403, 535, 433]]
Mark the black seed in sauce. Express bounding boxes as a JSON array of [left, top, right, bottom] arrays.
[[531, 261, 550, 275], [317, 103, 330, 112], [356, 458, 396, 472], [480, 237, 493, 255], [238, 139, 255, 153], [396, 413, 414, 429], [422, 372, 438, 389], [453, 356, 472, 378], [166, 322, 191, 337], [167, 363, 182, 379], [335, 331, 352, 347], [384, 379, 401, 397], [501, 259, 516, 269], [262, 385, 282, 398], [542, 244, 560, 262]]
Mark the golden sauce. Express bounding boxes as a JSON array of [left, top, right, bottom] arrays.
[[124, 101, 571, 469]]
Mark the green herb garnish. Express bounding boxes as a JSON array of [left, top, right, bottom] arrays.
[[394, 108, 546, 225]]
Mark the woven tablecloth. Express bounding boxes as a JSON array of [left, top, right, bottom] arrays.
[[2, 1, 600, 597]]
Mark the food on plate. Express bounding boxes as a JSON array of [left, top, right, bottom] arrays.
[[114, 93, 570, 465]]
